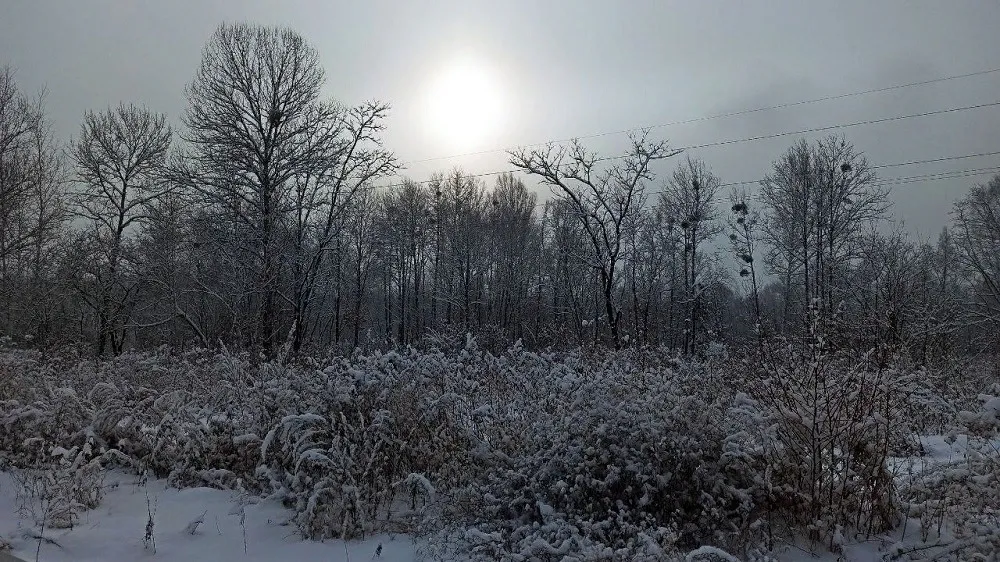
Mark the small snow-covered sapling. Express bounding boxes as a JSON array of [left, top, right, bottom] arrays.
[[184, 509, 209, 535], [143, 491, 157, 554]]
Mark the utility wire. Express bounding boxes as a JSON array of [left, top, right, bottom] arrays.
[[534, 165, 1000, 215], [372, 100, 1000, 191], [716, 156, 1000, 189], [872, 150, 1000, 169], [872, 166, 1000, 186], [676, 101, 1000, 152], [609, 166, 1000, 207], [402, 66, 1000, 166]]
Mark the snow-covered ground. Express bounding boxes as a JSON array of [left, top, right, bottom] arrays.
[[2, 432, 996, 562], [0, 428, 1000, 562], [889, 433, 1000, 475], [0, 471, 419, 562]]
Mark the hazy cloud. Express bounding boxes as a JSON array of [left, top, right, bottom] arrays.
[[2, 0, 999, 237]]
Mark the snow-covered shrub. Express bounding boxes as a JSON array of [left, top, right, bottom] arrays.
[[0, 349, 264, 485], [1, 386, 94, 466], [259, 405, 402, 540], [958, 382, 1000, 436], [727, 338, 915, 551], [256, 345, 488, 539], [7, 342, 987, 556], [901, 357, 998, 436], [0, 344, 760, 554], [899, 449, 1000, 559], [65, 352, 261, 487], [8, 443, 106, 530], [442, 350, 755, 560], [888, 376, 1000, 560]]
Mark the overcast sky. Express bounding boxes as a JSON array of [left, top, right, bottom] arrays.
[[2, 0, 999, 240]]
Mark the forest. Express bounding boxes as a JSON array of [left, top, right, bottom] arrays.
[[0, 24, 996, 359], [1, 21, 999, 562]]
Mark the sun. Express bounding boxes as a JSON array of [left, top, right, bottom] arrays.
[[422, 54, 505, 152]]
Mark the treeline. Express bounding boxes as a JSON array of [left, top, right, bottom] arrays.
[[1, 23, 998, 358]]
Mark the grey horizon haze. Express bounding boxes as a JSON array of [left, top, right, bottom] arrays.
[[2, 0, 999, 240]]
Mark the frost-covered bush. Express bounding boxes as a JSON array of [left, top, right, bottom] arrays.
[[2, 343, 756, 552], [0, 343, 486, 539], [0, 349, 263, 484], [900, 357, 1000, 436], [440, 350, 756, 560], [958, 382, 1000, 436], [889, 379, 1000, 560], [727, 339, 918, 552], [256, 345, 498, 539], [4, 341, 988, 556], [1, 386, 93, 466], [899, 450, 1000, 559], [6, 439, 107, 531]]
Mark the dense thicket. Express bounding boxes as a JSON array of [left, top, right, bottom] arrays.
[[2, 344, 996, 558]]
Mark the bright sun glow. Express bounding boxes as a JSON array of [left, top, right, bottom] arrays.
[[422, 54, 505, 151]]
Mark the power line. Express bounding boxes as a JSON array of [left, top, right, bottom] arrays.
[[873, 166, 1000, 186], [676, 100, 1000, 152], [645, 166, 1000, 202], [402, 66, 1000, 166], [373, 100, 1000, 191], [717, 153, 1000, 189], [872, 150, 1000, 169], [666, 166, 1000, 200], [541, 165, 1000, 214]]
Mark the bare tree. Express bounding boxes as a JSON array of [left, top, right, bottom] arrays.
[[287, 102, 397, 351], [71, 103, 171, 355], [658, 157, 722, 354], [759, 136, 886, 336], [0, 67, 43, 269], [727, 189, 763, 346], [379, 180, 433, 344], [954, 174, 1000, 340], [851, 228, 917, 358], [21, 95, 68, 343], [131, 191, 212, 348], [0, 69, 67, 341], [540, 198, 593, 345], [510, 133, 679, 348], [343, 188, 381, 348], [435, 170, 487, 333], [912, 229, 966, 360], [177, 23, 395, 355], [486, 173, 540, 341], [178, 23, 331, 354]]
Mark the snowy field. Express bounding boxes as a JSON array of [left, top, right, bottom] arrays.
[[0, 471, 415, 562], [1, 347, 998, 561], [1, 433, 996, 562]]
